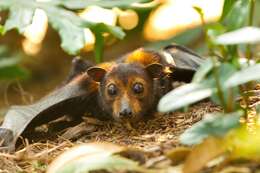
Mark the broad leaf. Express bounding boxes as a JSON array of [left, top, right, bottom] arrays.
[[158, 83, 214, 113], [4, 4, 34, 34], [215, 27, 260, 45], [180, 111, 243, 146], [0, 0, 126, 56], [225, 64, 260, 88]]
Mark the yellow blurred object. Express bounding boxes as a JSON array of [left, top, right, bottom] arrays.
[[144, 0, 224, 41], [22, 39, 42, 56], [114, 8, 139, 30], [79, 6, 117, 52], [22, 8, 48, 55], [83, 28, 96, 52], [79, 6, 117, 26]]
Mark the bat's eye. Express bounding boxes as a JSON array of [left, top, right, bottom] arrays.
[[107, 84, 117, 96], [132, 83, 144, 94]]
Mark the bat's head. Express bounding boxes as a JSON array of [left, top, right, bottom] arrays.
[[87, 63, 165, 123]]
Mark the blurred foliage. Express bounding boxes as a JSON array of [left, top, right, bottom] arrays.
[[0, 0, 155, 63], [159, 0, 260, 171], [0, 46, 29, 80]]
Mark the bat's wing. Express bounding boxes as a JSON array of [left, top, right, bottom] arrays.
[[0, 61, 97, 152], [162, 44, 205, 82]]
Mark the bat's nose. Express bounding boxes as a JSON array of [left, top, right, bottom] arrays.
[[119, 108, 132, 118]]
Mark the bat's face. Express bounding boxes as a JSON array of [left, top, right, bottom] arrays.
[[100, 64, 153, 122], [88, 63, 164, 123]]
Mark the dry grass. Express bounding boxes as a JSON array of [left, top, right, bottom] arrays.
[[0, 101, 219, 172]]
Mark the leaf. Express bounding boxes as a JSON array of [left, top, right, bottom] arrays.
[[47, 143, 147, 173], [192, 59, 213, 83], [55, 0, 151, 10], [0, 66, 29, 80], [183, 137, 226, 173], [220, 0, 237, 21], [215, 27, 260, 45], [225, 64, 260, 88], [225, 126, 260, 160], [4, 3, 34, 34], [0, 56, 20, 68], [210, 63, 239, 108], [0, 0, 126, 55], [221, 0, 249, 31], [44, 6, 85, 55], [166, 147, 191, 165], [158, 83, 214, 113], [57, 155, 144, 173], [180, 111, 243, 146]]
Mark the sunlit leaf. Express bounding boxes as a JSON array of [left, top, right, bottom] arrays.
[[215, 27, 260, 45], [225, 64, 260, 88], [0, 0, 126, 56], [180, 111, 243, 146], [225, 126, 260, 160], [4, 4, 34, 34], [158, 83, 214, 113]]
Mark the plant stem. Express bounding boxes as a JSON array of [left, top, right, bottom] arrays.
[[211, 57, 228, 112], [194, 6, 227, 111], [246, 0, 255, 60], [94, 32, 104, 63]]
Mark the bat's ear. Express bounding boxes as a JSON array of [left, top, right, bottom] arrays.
[[87, 67, 107, 82], [145, 63, 164, 79]]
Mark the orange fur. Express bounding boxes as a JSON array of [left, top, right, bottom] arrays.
[[124, 49, 160, 66]]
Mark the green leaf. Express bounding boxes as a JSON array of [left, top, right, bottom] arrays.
[[215, 27, 260, 45], [4, 4, 34, 34], [225, 64, 260, 88], [0, 65, 29, 80], [44, 6, 85, 55], [158, 82, 214, 113], [0, 0, 126, 56], [192, 59, 214, 83], [57, 155, 145, 173], [222, 0, 249, 31], [55, 0, 151, 10], [0, 56, 20, 68], [180, 111, 243, 146], [86, 22, 125, 39], [0, 25, 4, 35], [220, 0, 237, 21]]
